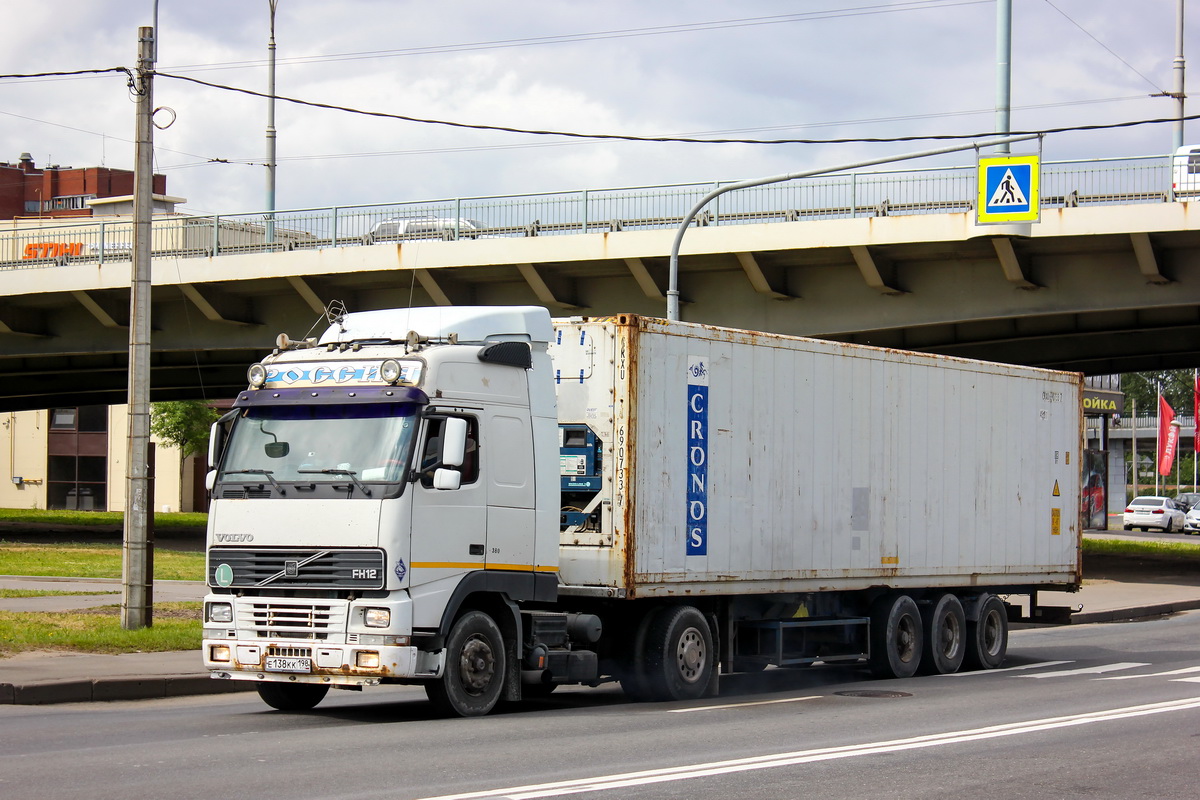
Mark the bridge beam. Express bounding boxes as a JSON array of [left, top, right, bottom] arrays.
[[179, 283, 257, 326], [623, 257, 667, 300], [0, 305, 48, 337], [1130, 232, 1171, 284], [849, 245, 905, 295], [72, 290, 129, 329], [735, 252, 795, 300], [286, 276, 328, 315], [517, 263, 582, 310], [415, 268, 473, 307], [992, 237, 1040, 289]]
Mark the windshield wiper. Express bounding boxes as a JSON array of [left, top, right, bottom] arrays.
[[223, 468, 286, 495], [298, 468, 372, 496]]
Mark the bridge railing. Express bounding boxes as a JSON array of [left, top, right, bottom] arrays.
[[0, 153, 1180, 270]]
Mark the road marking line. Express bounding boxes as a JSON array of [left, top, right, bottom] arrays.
[[668, 695, 821, 713], [1018, 661, 1149, 678], [414, 697, 1200, 800], [938, 660, 1073, 676], [1097, 666, 1200, 681]]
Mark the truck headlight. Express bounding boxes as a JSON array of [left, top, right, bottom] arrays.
[[247, 363, 267, 387], [380, 359, 402, 384], [364, 608, 390, 628], [206, 602, 233, 624], [209, 645, 232, 663]]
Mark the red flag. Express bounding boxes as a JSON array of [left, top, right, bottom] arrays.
[[1158, 394, 1178, 476]]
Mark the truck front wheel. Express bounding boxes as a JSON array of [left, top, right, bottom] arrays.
[[425, 610, 506, 717], [868, 594, 923, 678], [642, 605, 713, 702], [256, 681, 329, 711]]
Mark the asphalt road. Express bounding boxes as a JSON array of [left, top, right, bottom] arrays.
[[3, 611, 1198, 800]]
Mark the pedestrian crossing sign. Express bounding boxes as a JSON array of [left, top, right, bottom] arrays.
[[977, 153, 1040, 224]]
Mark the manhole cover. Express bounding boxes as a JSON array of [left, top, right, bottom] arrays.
[[834, 690, 912, 699]]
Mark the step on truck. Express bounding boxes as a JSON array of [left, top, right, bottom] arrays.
[[202, 306, 1082, 715]]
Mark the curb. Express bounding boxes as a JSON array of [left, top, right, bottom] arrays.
[[0, 675, 254, 705], [1069, 598, 1200, 625]]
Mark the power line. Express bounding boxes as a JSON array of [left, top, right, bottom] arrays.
[[156, 70, 1200, 146], [1040, 0, 1165, 92], [159, 1, 989, 73]]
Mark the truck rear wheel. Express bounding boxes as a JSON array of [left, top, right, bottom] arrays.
[[256, 681, 329, 711], [425, 610, 506, 717], [963, 594, 1008, 670], [868, 594, 923, 678], [642, 605, 713, 702], [918, 593, 966, 675]]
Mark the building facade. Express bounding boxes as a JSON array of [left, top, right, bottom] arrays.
[[0, 152, 166, 220], [0, 405, 202, 513]]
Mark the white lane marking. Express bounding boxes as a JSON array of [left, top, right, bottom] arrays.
[[668, 695, 821, 713], [1018, 662, 1149, 678], [415, 697, 1200, 800], [1174, 677, 1200, 684], [939, 660, 1073, 676], [1096, 666, 1200, 681]]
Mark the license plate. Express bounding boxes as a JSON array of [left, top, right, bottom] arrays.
[[264, 656, 312, 673]]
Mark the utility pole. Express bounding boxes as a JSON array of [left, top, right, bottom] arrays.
[[123, 25, 155, 630], [1172, 0, 1186, 152], [265, 0, 279, 242], [995, 0, 1012, 154]]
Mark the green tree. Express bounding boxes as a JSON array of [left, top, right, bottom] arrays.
[[1121, 370, 1196, 416], [150, 400, 219, 458]]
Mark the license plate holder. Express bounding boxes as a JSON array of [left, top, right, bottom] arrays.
[[264, 656, 312, 673]]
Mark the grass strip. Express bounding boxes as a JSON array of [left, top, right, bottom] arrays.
[[0, 589, 119, 598], [1082, 536, 1200, 560], [0, 508, 206, 530], [0, 543, 206, 582], [0, 602, 201, 657]]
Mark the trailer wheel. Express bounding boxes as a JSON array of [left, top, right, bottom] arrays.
[[963, 594, 1008, 670], [425, 610, 506, 717], [918, 593, 966, 675], [256, 681, 329, 711], [643, 605, 713, 701], [868, 594, 923, 678]]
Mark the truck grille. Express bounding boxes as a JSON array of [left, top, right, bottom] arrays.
[[238, 600, 346, 640], [208, 547, 386, 590]]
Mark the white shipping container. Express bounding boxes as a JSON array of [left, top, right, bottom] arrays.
[[551, 315, 1081, 597]]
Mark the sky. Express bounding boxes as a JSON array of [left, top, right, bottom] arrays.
[[0, 0, 1195, 216]]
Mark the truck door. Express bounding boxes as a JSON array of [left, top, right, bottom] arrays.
[[484, 411, 535, 572], [408, 414, 485, 628]]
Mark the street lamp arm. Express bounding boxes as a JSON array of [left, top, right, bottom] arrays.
[[666, 133, 1041, 321]]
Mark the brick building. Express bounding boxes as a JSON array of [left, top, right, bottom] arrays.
[[0, 152, 166, 219]]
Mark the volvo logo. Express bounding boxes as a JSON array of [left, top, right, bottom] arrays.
[[215, 533, 254, 543]]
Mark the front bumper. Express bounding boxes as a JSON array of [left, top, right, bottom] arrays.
[[204, 639, 441, 686], [202, 592, 443, 685]]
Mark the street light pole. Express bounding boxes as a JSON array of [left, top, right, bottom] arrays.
[[265, 0, 279, 242], [123, 25, 156, 630]]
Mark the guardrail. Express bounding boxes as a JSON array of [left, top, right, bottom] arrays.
[[0, 152, 1181, 271]]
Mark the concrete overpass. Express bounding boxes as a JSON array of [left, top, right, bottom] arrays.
[[1, 174, 1199, 412]]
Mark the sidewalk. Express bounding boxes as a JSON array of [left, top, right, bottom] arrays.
[[3, 569, 1200, 706]]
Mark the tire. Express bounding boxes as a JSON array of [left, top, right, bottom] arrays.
[[641, 605, 714, 702], [619, 609, 658, 702], [918, 593, 966, 675], [1123, 525, 1132, 531], [425, 610, 506, 717], [1164, 518, 1174, 533], [868, 594, 923, 679], [256, 681, 329, 711], [963, 594, 1008, 670]]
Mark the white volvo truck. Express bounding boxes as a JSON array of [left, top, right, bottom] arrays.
[[202, 306, 1082, 715]]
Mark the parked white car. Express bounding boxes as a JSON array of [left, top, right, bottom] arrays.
[[1184, 505, 1200, 535], [1123, 496, 1187, 532], [368, 216, 484, 241]]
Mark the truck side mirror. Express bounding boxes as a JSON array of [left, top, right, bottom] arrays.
[[432, 468, 462, 491], [440, 417, 467, 468]]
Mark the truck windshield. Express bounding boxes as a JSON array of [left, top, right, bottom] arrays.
[[219, 403, 419, 484]]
